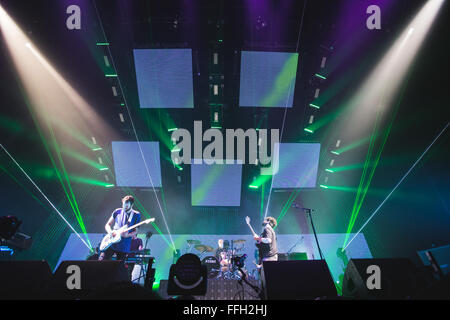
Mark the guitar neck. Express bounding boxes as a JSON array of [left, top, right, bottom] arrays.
[[122, 220, 151, 233], [247, 223, 258, 238]]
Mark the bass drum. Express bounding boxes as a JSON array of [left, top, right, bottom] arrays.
[[201, 256, 220, 279]]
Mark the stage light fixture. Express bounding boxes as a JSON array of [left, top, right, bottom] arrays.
[[314, 88, 320, 98], [314, 73, 326, 80], [167, 253, 207, 296], [309, 103, 320, 109], [255, 15, 268, 30], [0, 216, 21, 241], [103, 56, 110, 67], [320, 57, 327, 68]]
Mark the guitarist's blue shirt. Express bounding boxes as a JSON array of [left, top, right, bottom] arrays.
[[110, 208, 141, 253]]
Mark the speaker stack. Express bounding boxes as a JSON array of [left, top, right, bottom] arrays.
[[261, 260, 338, 299], [342, 258, 423, 299], [0, 260, 130, 299], [0, 260, 52, 299]]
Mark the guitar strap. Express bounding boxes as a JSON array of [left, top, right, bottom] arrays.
[[127, 210, 135, 226], [122, 209, 134, 226]]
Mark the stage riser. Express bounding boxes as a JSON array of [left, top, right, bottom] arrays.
[[58, 233, 372, 286], [159, 278, 261, 300]]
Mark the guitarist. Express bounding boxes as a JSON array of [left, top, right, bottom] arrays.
[[98, 195, 141, 261], [254, 217, 278, 263]]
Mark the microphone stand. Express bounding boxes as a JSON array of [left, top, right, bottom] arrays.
[[304, 208, 324, 260], [286, 236, 304, 255]]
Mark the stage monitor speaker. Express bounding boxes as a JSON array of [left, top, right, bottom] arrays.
[[48, 260, 129, 299], [261, 260, 337, 299], [0, 260, 52, 299], [277, 253, 289, 261], [342, 258, 419, 299], [288, 252, 308, 260], [278, 252, 308, 261]]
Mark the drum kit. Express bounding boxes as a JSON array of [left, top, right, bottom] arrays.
[[185, 238, 248, 280]]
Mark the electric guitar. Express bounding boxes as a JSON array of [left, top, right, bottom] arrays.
[[245, 216, 261, 243], [99, 218, 154, 251]]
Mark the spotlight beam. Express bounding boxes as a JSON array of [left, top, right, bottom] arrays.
[[264, 0, 308, 221], [341, 0, 445, 245], [342, 122, 449, 251], [92, 1, 176, 250], [0, 144, 92, 250]]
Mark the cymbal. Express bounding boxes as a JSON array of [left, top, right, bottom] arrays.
[[187, 239, 201, 245], [233, 239, 246, 244], [195, 244, 214, 252]]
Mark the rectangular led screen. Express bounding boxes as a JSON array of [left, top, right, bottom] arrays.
[[191, 161, 242, 206], [133, 49, 194, 108], [239, 51, 298, 108], [112, 141, 162, 188], [272, 143, 320, 188]]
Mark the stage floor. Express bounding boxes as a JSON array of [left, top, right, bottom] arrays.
[[57, 233, 372, 288]]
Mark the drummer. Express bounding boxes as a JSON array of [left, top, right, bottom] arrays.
[[215, 239, 231, 271]]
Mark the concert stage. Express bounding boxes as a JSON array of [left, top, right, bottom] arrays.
[[57, 232, 372, 286], [0, 0, 449, 305]]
